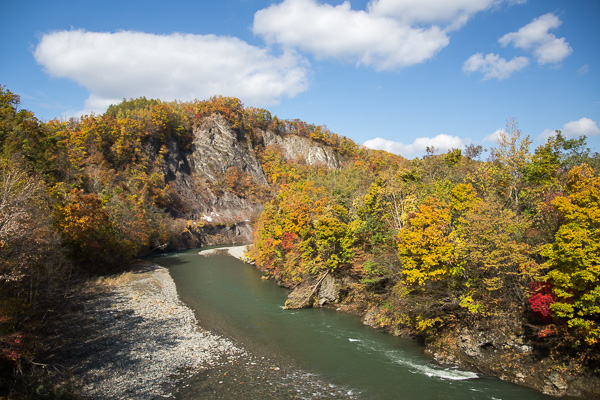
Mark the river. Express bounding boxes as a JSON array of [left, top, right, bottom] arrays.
[[156, 247, 556, 400]]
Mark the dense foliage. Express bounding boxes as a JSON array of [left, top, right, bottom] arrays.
[[1, 82, 599, 395], [248, 119, 600, 369], [0, 84, 370, 395]]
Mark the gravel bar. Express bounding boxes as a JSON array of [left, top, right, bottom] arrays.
[[43, 257, 360, 400], [47, 262, 244, 399], [198, 245, 251, 262]]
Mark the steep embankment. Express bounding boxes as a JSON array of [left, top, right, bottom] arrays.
[[161, 113, 343, 246], [280, 272, 600, 399]]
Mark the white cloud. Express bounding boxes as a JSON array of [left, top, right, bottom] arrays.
[[499, 13, 572, 64], [364, 134, 465, 157], [562, 117, 600, 138], [538, 129, 555, 141], [253, 0, 527, 71], [253, 0, 452, 70], [462, 53, 529, 80], [484, 128, 505, 142], [577, 64, 589, 75], [539, 117, 600, 141], [368, 0, 497, 29], [34, 30, 309, 115]]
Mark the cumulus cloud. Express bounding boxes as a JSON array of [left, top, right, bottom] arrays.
[[253, 0, 450, 70], [483, 128, 505, 142], [499, 13, 572, 64], [253, 0, 523, 71], [563, 117, 600, 137], [364, 134, 465, 157], [34, 30, 309, 115], [539, 117, 600, 141], [464, 12, 570, 80], [367, 0, 497, 29], [462, 52, 529, 80]]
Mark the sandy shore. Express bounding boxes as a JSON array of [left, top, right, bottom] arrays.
[[198, 244, 252, 263]]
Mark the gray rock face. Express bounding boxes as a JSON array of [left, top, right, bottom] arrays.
[[317, 274, 341, 306], [158, 113, 343, 246], [261, 130, 341, 169], [362, 306, 383, 328], [192, 115, 268, 185], [161, 114, 268, 230], [285, 274, 352, 309], [284, 285, 315, 309]]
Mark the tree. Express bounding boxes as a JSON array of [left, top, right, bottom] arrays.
[[54, 188, 125, 273], [489, 120, 531, 211], [542, 165, 600, 347], [249, 181, 328, 281], [454, 198, 538, 312], [397, 197, 456, 287], [527, 131, 593, 188], [0, 161, 72, 383], [313, 204, 354, 271], [464, 144, 483, 161], [443, 148, 462, 167]]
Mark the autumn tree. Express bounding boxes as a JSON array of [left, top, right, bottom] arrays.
[[53, 187, 126, 273], [454, 198, 538, 314], [397, 197, 457, 288], [489, 120, 531, 211], [0, 161, 73, 389], [541, 165, 600, 349]]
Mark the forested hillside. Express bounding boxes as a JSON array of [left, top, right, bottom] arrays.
[[0, 84, 363, 395], [248, 116, 600, 394], [1, 83, 599, 397], [247, 118, 600, 395]]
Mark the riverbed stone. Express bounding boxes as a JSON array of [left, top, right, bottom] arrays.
[[41, 262, 244, 399], [317, 274, 339, 306], [284, 284, 315, 309]]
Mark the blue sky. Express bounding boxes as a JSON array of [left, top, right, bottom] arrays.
[[2, 0, 599, 158]]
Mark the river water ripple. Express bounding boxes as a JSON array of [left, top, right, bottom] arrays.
[[156, 248, 555, 400]]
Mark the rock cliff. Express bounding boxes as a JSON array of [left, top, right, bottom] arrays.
[[160, 113, 343, 246], [260, 130, 341, 169], [192, 115, 268, 185]]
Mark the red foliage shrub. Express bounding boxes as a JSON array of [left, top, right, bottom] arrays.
[[528, 281, 555, 323]]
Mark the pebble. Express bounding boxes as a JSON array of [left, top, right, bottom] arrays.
[[71, 265, 244, 399], [56, 263, 362, 400]]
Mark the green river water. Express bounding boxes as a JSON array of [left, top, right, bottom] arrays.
[[157, 248, 557, 400]]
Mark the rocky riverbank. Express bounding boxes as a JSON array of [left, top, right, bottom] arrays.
[[40, 253, 358, 400], [281, 271, 600, 399], [41, 261, 243, 399], [198, 245, 251, 262]]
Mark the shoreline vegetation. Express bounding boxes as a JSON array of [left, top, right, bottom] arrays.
[[1, 87, 599, 398]]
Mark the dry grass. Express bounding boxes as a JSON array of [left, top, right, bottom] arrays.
[[95, 271, 137, 288]]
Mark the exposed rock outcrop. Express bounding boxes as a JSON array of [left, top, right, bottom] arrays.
[[284, 273, 353, 310], [192, 115, 268, 185], [284, 285, 316, 310], [423, 318, 600, 399], [261, 130, 341, 169], [158, 114, 344, 246]]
